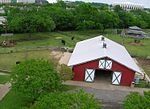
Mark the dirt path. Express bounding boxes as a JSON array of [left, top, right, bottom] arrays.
[[59, 52, 71, 65], [0, 83, 11, 101], [0, 72, 10, 76]]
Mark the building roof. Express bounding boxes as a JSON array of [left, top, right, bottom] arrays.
[[68, 35, 143, 75], [129, 26, 142, 30], [127, 29, 147, 35]]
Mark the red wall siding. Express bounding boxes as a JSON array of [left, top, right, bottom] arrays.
[[73, 57, 135, 86], [73, 60, 99, 81], [112, 61, 135, 86]]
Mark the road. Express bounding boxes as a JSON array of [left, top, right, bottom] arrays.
[[78, 87, 129, 109]]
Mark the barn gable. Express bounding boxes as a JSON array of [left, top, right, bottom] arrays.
[[68, 35, 142, 75]]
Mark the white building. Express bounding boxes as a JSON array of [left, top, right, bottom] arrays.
[[112, 2, 144, 11], [0, 0, 11, 4], [0, 0, 35, 3], [17, 0, 35, 3]]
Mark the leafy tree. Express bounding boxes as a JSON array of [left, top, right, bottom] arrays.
[[11, 59, 62, 103], [74, 3, 100, 30], [29, 90, 102, 109], [7, 8, 55, 33], [124, 91, 150, 109], [99, 10, 119, 31]]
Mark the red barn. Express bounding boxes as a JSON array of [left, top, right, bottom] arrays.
[[68, 36, 143, 86]]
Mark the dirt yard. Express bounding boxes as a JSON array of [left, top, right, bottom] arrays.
[[136, 58, 150, 77]]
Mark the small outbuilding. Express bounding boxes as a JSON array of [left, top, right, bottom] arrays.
[[68, 36, 143, 86], [126, 26, 148, 38]]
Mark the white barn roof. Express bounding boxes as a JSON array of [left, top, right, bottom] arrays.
[[68, 35, 142, 75]]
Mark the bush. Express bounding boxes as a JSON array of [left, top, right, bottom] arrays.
[[124, 91, 150, 109], [135, 80, 150, 88], [11, 59, 62, 103], [29, 90, 102, 109], [58, 64, 73, 81]]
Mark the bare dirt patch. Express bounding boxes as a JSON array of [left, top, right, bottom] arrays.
[[136, 58, 150, 77], [129, 42, 145, 46]]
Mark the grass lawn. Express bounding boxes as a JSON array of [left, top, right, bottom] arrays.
[[0, 50, 51, 71], [136, 58, 150, 77], [0, 30, 150, 72], [0, 85, 77, 109], [0, 89, 28, 109], [0, 30, 150, 56], [0, 75, 10, 84]]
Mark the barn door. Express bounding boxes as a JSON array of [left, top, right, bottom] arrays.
[[85, 69, 95, 82], [112, 72, 122, 85]]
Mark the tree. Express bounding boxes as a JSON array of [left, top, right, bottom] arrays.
[[124, 91, 150, 109], [99, 10, 119, 31], [7, 8, 55, 33], [29, 90, 102, 109], [74, 3, 100, 30], [11, 59, 62, 103]]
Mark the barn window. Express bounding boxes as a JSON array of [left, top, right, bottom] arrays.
[[99, 59, 112, 70]]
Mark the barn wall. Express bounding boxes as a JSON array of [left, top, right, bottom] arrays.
[[73, 60, 99, 81], [73, 57, 135, 86], [112, 60, 135, 86]]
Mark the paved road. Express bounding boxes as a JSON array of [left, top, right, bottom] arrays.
[[76, 87, 129, 109], [64, 80, 150, 109]]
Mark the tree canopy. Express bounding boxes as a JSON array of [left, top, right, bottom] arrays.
[[11, 59, 62, 103], [1, 2, 150, 33], [124, 91, 150, 109], [28, 90, 102, 109]]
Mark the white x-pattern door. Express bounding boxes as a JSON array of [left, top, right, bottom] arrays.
[[99, 59, 112, 70], [112, 72, 122, 85], [99, 59, 105, 69], [105, 60, 112, 69], [85, 69, 95, 82]]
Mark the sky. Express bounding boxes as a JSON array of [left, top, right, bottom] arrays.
[[47, 0, 150, 8]]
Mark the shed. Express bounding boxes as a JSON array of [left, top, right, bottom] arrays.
[[127, 26, 148, 38], [68, 36, 143, 86]]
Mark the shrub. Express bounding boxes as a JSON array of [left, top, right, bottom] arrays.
[[58, 64, 73, 81], [124, 91, 150, 109], [11, 59, 62, 103], [29, 90, 102, 109]]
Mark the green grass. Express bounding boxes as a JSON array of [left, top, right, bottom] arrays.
[[0, 50, 51, 71], [0, 30, 150, 72], [0, 30, 150, 57], [0, 85, 77, 109], [0, 89, 28, 109], [0, 75, 10, 84], [0, 30, 102, 53]]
